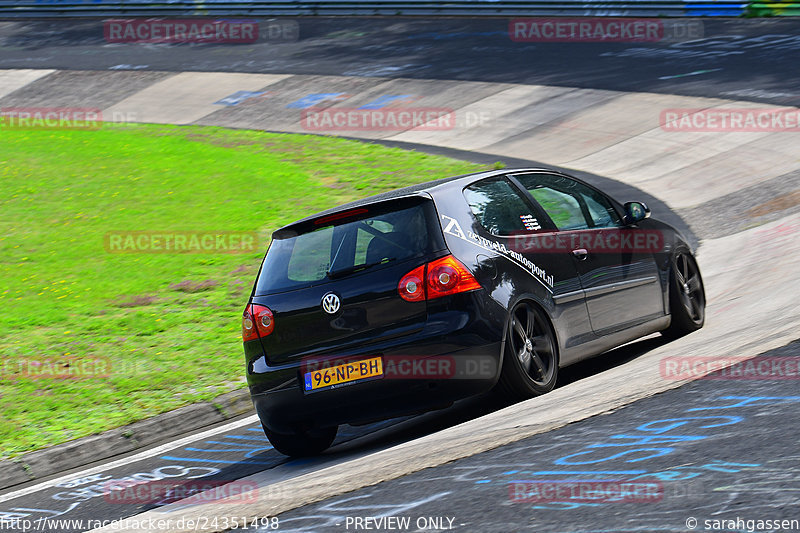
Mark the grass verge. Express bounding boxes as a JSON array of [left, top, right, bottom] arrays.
[[0, 123, 486, 459]]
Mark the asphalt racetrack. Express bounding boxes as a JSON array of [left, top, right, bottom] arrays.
[[0, 16, 799, 533]]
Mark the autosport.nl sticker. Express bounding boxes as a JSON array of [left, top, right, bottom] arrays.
[[441, 214, 554, 291]]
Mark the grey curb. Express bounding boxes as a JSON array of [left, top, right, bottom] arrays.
[[0, 388, 254, 492]]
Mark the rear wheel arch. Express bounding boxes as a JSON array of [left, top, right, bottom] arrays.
[[501, 295, 561, 360], [496, 296, 561, 401]]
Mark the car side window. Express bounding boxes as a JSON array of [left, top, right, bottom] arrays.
[[527, 186, 586, 230], [583, 192, 620, 228], [463, 178, 539, 236], [514, 173, 622, 230]]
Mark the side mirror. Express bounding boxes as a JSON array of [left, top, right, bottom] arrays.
[[623, 201, 650, 225]]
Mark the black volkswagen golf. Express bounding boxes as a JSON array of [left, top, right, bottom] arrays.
[[243, 168, 705, 456]]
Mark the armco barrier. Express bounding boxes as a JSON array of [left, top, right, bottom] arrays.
[[0, 0, 750, 18]]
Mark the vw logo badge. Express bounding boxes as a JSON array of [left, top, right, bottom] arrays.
[[321, 293, 341, 315]]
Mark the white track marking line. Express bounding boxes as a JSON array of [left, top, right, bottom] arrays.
[[0, 415, 260, 503]]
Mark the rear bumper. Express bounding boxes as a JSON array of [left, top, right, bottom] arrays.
[[246, 291, 506, 433], [251, 342, 502, 433]]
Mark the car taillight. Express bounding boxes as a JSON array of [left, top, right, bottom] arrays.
[[427, 255, 482, 298], [398, 255, 481, 302], [242, 304, 274, 342], [398, 264, 426, 302]]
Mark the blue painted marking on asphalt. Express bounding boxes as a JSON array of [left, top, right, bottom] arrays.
[[474, 480, 491, 484], [502, 470, 519, 475], [159, 456, 276, 465], [287, 93, 348, 109], [194, 440, 267, 446], [658, 69, 722, 81], [185, 442, 273, 455], [523, 470, 648, 476], [555, 448, 673, 465], [634, 416, 742, 433], [183, 446, 260, 453], [510, 479, 625, 483], [358, 95, 414, 109], [214, 91, 266, 106], [688, 396, 800, 410], [222, 434, 270, 441]]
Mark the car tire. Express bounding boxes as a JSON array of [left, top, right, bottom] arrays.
[[496, 301, 559, 401], [662, 251, 706, 340], [263, 424, 337, 457]]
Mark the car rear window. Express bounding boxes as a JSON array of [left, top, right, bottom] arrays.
[[256, 199, 443, 295]]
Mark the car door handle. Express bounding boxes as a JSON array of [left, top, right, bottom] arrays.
[[572, 248, 588, 260]]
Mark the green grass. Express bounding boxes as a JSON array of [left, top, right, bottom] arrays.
[[0, 123, 486, 459]]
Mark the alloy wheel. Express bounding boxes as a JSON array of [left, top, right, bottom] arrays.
[[508, 303, 556, 387]]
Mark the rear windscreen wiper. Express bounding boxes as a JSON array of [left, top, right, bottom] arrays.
[[327, 258, 394, 279]]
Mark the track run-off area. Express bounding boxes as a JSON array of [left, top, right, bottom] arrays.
[[1, 16, 799, 533]]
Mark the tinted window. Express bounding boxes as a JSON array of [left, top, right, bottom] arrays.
[[514, 174, 621, 231], [583, 193, 620, 228], [526, 187, 585, 230], [257, 202, 437, 294], [286, 226, 334, 282], [464, 178, 540, 236]]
